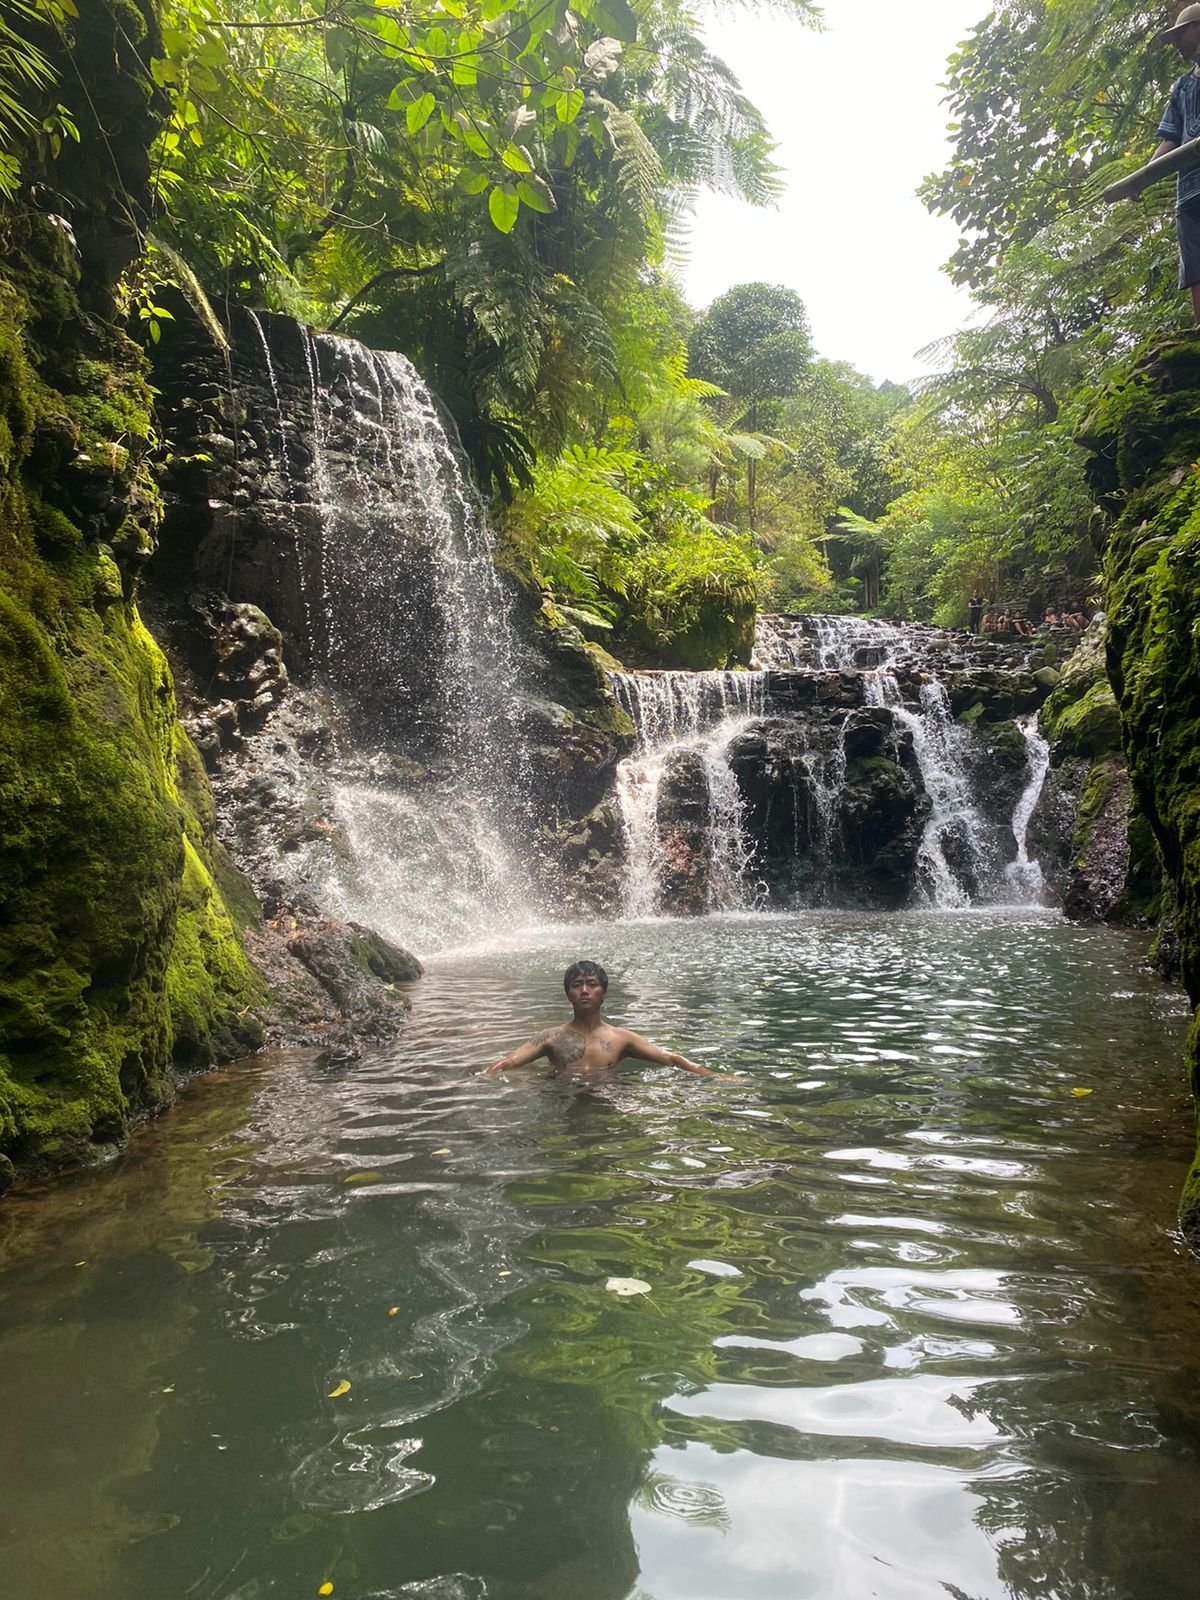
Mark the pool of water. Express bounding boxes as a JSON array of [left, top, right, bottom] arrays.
[[2, 910, 1198, 1600]]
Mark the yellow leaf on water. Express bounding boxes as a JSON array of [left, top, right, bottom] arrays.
[[326, 1379, 351, 1398], [387, 1306, 399, 1316], [344, 1171, 384, 1185], [319, 1585, 334, 1597], [431, 1148, 451, 1157], [1071, 1088, 1094, 1098]]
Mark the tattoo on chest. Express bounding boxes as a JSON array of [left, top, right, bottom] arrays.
[[549, 1030, 587, 1065]]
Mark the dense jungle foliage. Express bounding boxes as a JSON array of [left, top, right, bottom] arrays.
[[3, 0, 1199, 645]]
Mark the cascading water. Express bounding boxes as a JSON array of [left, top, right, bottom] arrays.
[[199, 314, 1059, 942], [1006, 714, 1051, 902], [610, 672, 766, 917], [235, 324, 536, 955], [865, 671, 993, 907]]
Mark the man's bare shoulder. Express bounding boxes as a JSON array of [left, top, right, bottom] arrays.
[[608, 1026, 657, 1054]]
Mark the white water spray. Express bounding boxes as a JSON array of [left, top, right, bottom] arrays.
[[611, 672, 765, 917], [1005, 714, 1051, 902]]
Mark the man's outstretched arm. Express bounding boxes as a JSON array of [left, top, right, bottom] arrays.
[[485, 1031, 553, 1075], [620, 1031, 730, 1078]]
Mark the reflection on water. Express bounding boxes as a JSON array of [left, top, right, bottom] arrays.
[[1, 912, 1198, 1600]]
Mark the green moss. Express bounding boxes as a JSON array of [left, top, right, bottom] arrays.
[[1044, 679, 1122, 760], [1082, 334, 1200, 1244], [0, 191, 264, 1178], [166, 838, 264, 1068], [1073, 761, 1115, 857]]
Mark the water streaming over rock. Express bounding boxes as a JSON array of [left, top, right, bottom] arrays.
[[158, 313, 1064, 941], [212, 322, 538, 955], [1006, 713, 1051, 901], [603, 615, 1057, 915], [610, 672, 766, 917]]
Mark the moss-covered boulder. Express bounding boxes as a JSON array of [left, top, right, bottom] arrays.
[[1078, 335, 1200, 1240], [1031, 628, 1158, 924]]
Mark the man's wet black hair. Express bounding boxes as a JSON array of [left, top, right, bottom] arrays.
[[564, 960, 608, 994]]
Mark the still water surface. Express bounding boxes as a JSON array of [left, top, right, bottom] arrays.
[[2, 911, 1198, 1600]]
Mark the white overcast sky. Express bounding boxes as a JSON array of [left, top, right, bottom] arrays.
[[682, 0, 987, 385]]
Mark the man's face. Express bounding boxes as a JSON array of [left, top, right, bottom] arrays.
[[568, 974, 605, 1013], [1172, 22, 1200, 59]]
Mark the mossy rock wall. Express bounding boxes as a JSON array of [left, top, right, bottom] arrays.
[[0, 2, 262, 1181], [1034, 629, 1160, 924], [1079, 335, 1200, 1240]]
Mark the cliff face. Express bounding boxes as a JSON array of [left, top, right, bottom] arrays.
[[1079, 336, 1200, 1240], [0, 3, 262, 1185]]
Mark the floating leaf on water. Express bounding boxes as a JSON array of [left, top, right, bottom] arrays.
[[318, 1585, 334, 1597], [74, 1260, 86, 1267], [326, 1379, 351, 1398], [387, 1306, 399, 1317], [344, 1171, 384, 1185], [431, 1148, 451, 1157], [161, 1384, 175, 1394], [498, 1270, 511, 1277], [605, 1277, 651, 1297], [1071, 1088, 1095, 1098]]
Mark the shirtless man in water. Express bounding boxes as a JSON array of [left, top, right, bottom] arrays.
[[485, 960, 730, 1081]]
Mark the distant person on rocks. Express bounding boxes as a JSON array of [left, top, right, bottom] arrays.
[[968, 591, 984, 633], [981, 608, 999, 635], [1043, 606, 1060, 628], [1154, 5, 1200, 324], [485, 960, 736, 1082]]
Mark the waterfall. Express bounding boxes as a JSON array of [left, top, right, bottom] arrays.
[[1005, 714, 1051, 902], [864, 670, 992, 908], [610, 672, 766, 917], [230, 324, 536, 956]]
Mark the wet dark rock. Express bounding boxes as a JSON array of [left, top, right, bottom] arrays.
[[836, 744, 930, 907], [656, 750, 712, 916], [947, 668, 1041, 722], [842, 706, 893, 762]]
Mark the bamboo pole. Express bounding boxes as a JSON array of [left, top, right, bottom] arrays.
[[1102, 136, 1200, 203]]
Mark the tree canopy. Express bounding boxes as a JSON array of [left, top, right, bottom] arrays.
[[7, 0, 1197, 649]]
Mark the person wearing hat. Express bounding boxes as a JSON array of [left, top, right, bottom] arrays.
[[1154, 5, 1200, 323]]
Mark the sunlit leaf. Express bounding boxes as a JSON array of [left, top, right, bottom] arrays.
[[326, 1379, 351, 1398], [555, 88, 584, 124], [517, 175, 556, 213], [605, 1276, 651, 1297], [406, 93, 436, 134], [488, 184, 520, 232]]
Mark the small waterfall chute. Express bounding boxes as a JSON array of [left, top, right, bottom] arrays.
[[1004, 714, 1051, 903], [611, 671, 766, 917]]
